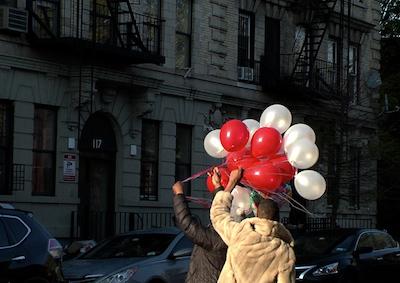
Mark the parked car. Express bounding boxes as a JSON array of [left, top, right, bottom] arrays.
[[294, 228, 400, 283], [62, 227, 193, 283], [0, 203, 64, 283], [63, 240, 97, 261]]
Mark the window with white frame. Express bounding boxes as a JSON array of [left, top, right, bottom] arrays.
[[327, 38, 338, 87], [176, 0, 192, 69], [175, 124, 192, 195], [238, 10, 254, 81], [140, 119, 159, 201], [32, 105, 57, 196], [0, 101, 13, 195], [348, 44, 360, 104]]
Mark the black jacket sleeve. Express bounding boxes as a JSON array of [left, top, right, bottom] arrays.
[[173, 193, 226, 251]]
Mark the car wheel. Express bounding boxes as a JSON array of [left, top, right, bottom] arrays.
[[148, 279, 166, 283]]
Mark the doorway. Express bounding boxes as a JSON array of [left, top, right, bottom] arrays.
[[78, 113, 117, 240]]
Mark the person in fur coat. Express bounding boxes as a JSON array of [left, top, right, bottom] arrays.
[[210, 167, 296, 283]]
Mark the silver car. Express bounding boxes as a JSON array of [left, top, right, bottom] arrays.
[[63, 227, 193, 283]]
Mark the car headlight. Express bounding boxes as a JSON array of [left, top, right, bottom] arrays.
[[312, 262, 339, 276], [97, 267, 138, 283]]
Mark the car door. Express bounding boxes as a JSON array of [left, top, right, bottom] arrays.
[[0, 215, 31, 282], [165, 235, 193, 283], [0, 217, 13, 282], [372, 232, 400, 276], [354, 232, 381, 282]]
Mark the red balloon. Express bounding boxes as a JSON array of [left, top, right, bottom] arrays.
[[226, 148, 258, 171], [242, 161, 282, 193], [220, 120, 249, 152], [270, 156, 296, 183], [250, 127, 282, 159], [206, 167, 230, 192]]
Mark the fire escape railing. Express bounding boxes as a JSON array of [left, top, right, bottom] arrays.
[[280, 54, 337, 95], [291, 0, 338, 88], [27, 0, 163, 57]]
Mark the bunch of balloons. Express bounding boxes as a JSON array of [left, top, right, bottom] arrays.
[[204, 104, 326, 201]]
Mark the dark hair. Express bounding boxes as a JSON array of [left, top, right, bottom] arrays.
[[257, 198, 279, 221]]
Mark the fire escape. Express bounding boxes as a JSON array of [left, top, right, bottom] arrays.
[[290, 0, 338, 94], [26, 0, 164, 64]]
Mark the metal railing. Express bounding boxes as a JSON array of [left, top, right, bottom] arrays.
[[282, 215, 373, 232], [275, 54, 338, 94], [28, 0, 162, 56], [70, 210, 176, 241]]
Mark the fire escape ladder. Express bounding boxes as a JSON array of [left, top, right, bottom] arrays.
[[291, 0, 337, 87], [106, 0, 149, 53]]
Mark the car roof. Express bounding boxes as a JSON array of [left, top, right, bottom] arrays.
[[119, 226, 182, 236], [298, 228, 387, 237], [0, 207, 32, 217]]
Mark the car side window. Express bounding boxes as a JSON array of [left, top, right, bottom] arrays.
[[357, 233, 375, 250], [372, 232, 397, 250], [172, 236, 193, 253], [2, 216, 29, 245], [0, 218, 10, 248]]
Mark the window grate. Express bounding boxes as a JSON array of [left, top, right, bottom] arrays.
[[12, 164, 25, 191]]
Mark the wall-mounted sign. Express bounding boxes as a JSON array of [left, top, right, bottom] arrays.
[[63, 154, 76, 182]]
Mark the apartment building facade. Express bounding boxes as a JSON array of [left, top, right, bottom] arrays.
[[0, 0, 381, 239]]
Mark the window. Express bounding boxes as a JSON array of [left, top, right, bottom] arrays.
[[0, 0, 17, 7], [327, 39, 338, 88], [327, 144, 339, 205], [32, 106, 57, 196], [92, 0, 113, 44], [176, 0, 192, 69], [2, 216, 29, 245], [144, 0, 161, 16], [0, 101, 13, 195], [175, 124, 192, 195], [348, 44, 360, 104], [172, 236, 193, 254], [348, 146, 360, 208], [0, 219, 10, 247], [140, 120, 159, 200], [372, 233, 397, 250], [238, 11, 255, 82], [357, 233, 374, 249], [263, 17, 280, 88]]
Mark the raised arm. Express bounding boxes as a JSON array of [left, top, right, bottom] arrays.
[[210, 168, 243, 246], [172, 181, 225, 250]]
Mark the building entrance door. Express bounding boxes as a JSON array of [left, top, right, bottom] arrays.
[[78, 113, 117, 240]]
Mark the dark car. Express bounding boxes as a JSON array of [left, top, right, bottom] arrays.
[[63, 227, 193, 283], [0, 204, 64, 283], [294, 228, 400, 283]]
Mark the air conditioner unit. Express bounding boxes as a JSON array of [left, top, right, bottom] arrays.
[[238, 66, 254, 81], [0, 6, 28, 33]]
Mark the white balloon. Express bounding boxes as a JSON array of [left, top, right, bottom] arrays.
[[286, 138, 319, 169], [242, 119, 260, 148], [283, 124, 316, 153], [203, 129, 228, 158], [294, 170, 326, 200], [231, 185, 252, 220], [260, 104, 292, 134]]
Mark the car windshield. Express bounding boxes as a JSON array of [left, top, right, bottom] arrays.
[[80, 233, 176, 259], [295, 231, 355, 256]]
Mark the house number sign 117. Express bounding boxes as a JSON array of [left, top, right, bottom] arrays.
[[92, 139, 103, 149]]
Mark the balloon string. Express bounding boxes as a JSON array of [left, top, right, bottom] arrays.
[[269, 191, 315, 217], [181, 161, 227, 183]]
